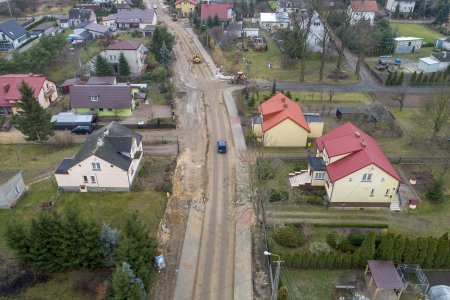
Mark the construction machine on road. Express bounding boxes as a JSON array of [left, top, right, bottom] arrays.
[[229, 71, 248, 85], [192, 55, 202, 64]]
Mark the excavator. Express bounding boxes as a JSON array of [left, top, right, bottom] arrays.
[[192, 55, 202, 64], [229, 71, 248, 85]]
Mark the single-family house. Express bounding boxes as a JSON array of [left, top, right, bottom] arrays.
[[0, 19, 28, 51], [243, 28, 260, 37], [30, 22, 58, 37], [85, 22, 110, 38], [86, 76, 117, 85], [276, 0, 306, 14], [0, 74, 58, 115], [259, 12, 290, 30], [104, 40, 148, 76], [432, 51, 450, 70], [55, 122, 143, 192], [252, 93, 323, 147], [114, 9, 157, 36], [386, 0, 415, 14], [68, 8, 97, 27], [175, 0, 196, 17], [393, 37, 422, 53], [297, 10, 326, 53], [0, 170, 26, 208], [60, 77, 83, 94], [113, 0, 134, 6], [348, 0, 378, 26], [56, 14, 70, 28], [102, 14, 117, 29], [435, 37, 450, 51], [290, 122, 402, 209], [70, 84, 134, 117], [200, 4, 234, 26]]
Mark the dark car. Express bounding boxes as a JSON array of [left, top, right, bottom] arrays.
[[71, 125, 93, 134], [217, 140, 227, 153]]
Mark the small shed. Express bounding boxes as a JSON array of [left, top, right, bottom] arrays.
[[393, 37, 423, 54], [418, 56, 440, 73], [365, 260, 405, 300], [30, 22, 57, 37], [51, 112, 96, 130], [336, 107, 366, 120], [0, 170, 26, 208], [243, 27, 259, 37], [304, 113, 324, 138]]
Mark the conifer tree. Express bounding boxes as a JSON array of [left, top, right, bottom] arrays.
[[391, 72, 398, 86], [95, 54, 113, 76], [402, 238, 417, 263], [12, 82, 53, 142], [334, 252, 342, 269], [397, 72, 404, 85], [429, 72, 436, 84], [118, 52, 131, 81], [309, 254, 318, 269], [436, 71, 443, 83], [385, 73, 393, 86], [292, 254, 301, 268], [416, 72, 423, 85], [317, 253, 327, 268], [415, 238, 429, 266], [410, 71, 417, 85], [61, 208, 87, 268], [434, 234, 449, 269], [351, 250, 360, 268], [423, 237, 438, 269], [376, 233, 395, 261], [283, 254, 293, 268], [110, 263, 141, 300], [422, 75, 429, 86], [325, 252, 335, 269], [341, 252, 352, 269], [359, 232, 376, 267], [83, 218, 106, 268], [392, 235, 406, 263], [5, 221, 30, 259], [271, 80, 277, 95], [300, 253, 310, 269]]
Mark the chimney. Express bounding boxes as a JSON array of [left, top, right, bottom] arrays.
[[2, 83, 9, 93], [281, 97, 286, 103], [283, 104, 288, 109], [355, 131, 360, 137], [360, 138, 366, 147]]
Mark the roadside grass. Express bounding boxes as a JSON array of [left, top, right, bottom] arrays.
[[148, 88, 168, 105], [284, 270, 346, 300], [256, 90, 373, 104], [391, 23, 444, 43], [0, 144, 81, 183]]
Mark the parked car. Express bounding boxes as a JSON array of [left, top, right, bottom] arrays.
[[71, 125, 93, 134], [376, 64, 387, 71], [217, 140, 227, 153]]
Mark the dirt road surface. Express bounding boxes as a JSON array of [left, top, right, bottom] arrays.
[[146, 1, 241, 299]]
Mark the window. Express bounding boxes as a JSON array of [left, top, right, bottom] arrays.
[[14, 186, 20, 196], [385, 189, 389, 196], [370, 189, 375, 197], [108, 108, 113, 111], [99, 108, 104, 111], [90, 108, 95, 112], [349, 177, 353, 182], [91, 176, 96, 183], [90, 96, 99, 102], [92, 162, 101, 170], [82, 176, 88, 183], [381, 178, 385, 182], [362, 173, 372, 181], [314, 172, 325, 180]]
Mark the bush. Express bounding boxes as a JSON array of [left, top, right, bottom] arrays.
[[54, 130, 74, 148], [257, 161, 274, 180], [348, 233, 366, 247], [268, 189, 289, 202], [309, 242, 331, 254], [273, 225, 305, 248], [326, 233, 338, 249], [426, 179, 445, 202], [311, 223, 389, 229], [338, 239, 355, 252]]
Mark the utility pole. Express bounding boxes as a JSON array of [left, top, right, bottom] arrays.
[[264, 251, 282, 300]]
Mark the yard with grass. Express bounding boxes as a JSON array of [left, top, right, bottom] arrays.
[[257, 90, 373, 103], [391, 23, 444, 43]]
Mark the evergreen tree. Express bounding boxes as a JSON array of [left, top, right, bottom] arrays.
[[116, 215, 157, 290], [334, 252, 342, 269], [82, 218, 106, 268], [423, 237, 438, 269], [102, 223, 120, 266], [341, 252, 352, 269], [397, 72, 404, 86], [402, 238, 417, 263], [434, 234, 449, 269], [118, 52, 131, 81], [152, 26, 175, 62], [436, 71, 443, 83], [429, 72, 436, 83], [385, 73, 393, 86], [427, 179, 445, 202], [391, 72, 398, 86], [416, 72, 423, 85], [415, 238, 429, 266], [110, 263, 141, 300], [325, 252, 336, 269], [285, 90, 292, 100], [207, 16, 213, 28], [392, 235, 406, 263], [213, 14, 220, 26], [422, 74, 429, 86], [309, 254, 318, 269], [376, 233, 395, 261], [271, 80, 277, 95], [12, 82, 53, 142], [60, 208, 87, 268], [300, 253, 309, 269], [359, 232, 376, 267], [95, 54, 113, 76], [317, 253, 327, 268], [5, 221, 30, 259], [351, 250, 360, 268], [159, 42, 172, 68], [410, 71, 417, 85]]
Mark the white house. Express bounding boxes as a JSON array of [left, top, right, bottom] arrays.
[[103, 40, 148, 76], [297, 10, 326, 53], [0, 20, 28, 51], [432, 52, 450, 70], [393, 37, 422, 53], [436, 37, 450, 51], [55, 122, 143, 192], [243, 28, 260, 37], [259, 12, 290, 30], [348, 0, 378, 26], [418, 57, 440, 73], [386, 0, 415, 14], [0, 170, 26, 208]]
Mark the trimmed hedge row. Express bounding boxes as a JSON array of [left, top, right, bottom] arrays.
[[289, 223, 389, 229]]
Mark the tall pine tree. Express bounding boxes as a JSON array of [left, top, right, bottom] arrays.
[[410, 71, 417, 85], [95, 54, 113, 76], [415, 238, 429, 266], [359, 232, 376, 267], [434, 233, 449, 269], [118, 52, 131, 81], [402, 238, 417, 263], [423, 237, 438, 269], [376, 233, 395, 261], [12, 82, 53, 142], [392, 235, 406, 263]]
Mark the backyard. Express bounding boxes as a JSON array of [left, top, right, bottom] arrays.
[[391, 23, 445, 43]]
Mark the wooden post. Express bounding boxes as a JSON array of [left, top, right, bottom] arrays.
[[396, 289, 403, 300], [369, 277, 373, 287], [364, 264, 369, 275], [374, 288, 380, 298]]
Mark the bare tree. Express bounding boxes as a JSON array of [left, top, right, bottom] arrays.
[[297, 0, 316, 82], [393, 89, 406, 112], [353, 19, 373, 80], [315, 0, 333, 82], [334, 11, 351, 82], [426, 89, 450, 144]]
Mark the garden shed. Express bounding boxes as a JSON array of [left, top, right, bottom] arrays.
[[418, 57, 440, 73], [336, 107, 366, 120], [365, 260, 405, 300]]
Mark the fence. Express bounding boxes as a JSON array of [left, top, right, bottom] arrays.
[[397, 264, 430, 294], [364, 62, 384, 85]]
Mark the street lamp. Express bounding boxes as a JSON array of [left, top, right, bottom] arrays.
[[264, 251, 282, 300]]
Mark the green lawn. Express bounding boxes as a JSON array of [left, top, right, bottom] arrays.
[[0, 144, 81, 183], [392, 46, 435, 60], [257, 90, 373, 103], [391, 23, 444, 43]]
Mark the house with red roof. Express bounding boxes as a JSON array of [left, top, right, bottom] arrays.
[[175, 0, 196, 17], [200, 4, 234, 25], [348, 0, 378, 25], [290, 122, 401, 209], [0, 74, 58, 116], [252, 93, 323, 147]]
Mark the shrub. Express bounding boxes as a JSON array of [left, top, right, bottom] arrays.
[[311, 223, 388, 229], [273, 226, 305, 248], [268, 189, 289, 202], [309, 241, 331, 254], [338, 239, 355, 252], [426, 179, 445, 202], [348, 233, 366, 247], [257, 161, 274, 180], [54, 130, 74, 148], [326, 233, 338, 249]]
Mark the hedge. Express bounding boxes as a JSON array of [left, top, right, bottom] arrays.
[[310, 223, 389, 229]]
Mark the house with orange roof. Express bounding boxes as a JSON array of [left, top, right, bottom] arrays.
[[251, 93, 323, 147], [348, 0, 378, 25], [0, 74, 58, 115], [289, 122, 402, 209], [175, 0, 196, 17]]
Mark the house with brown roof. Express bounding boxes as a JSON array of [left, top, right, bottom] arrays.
[[103, 40, 148, 76], [289, 122, 402, 209], [114, 8, 157, 36], [0, 74, 58, 115], [70, 84, 135, 117], [251, 93, 323, 147], [348, 0, 378, 25]]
